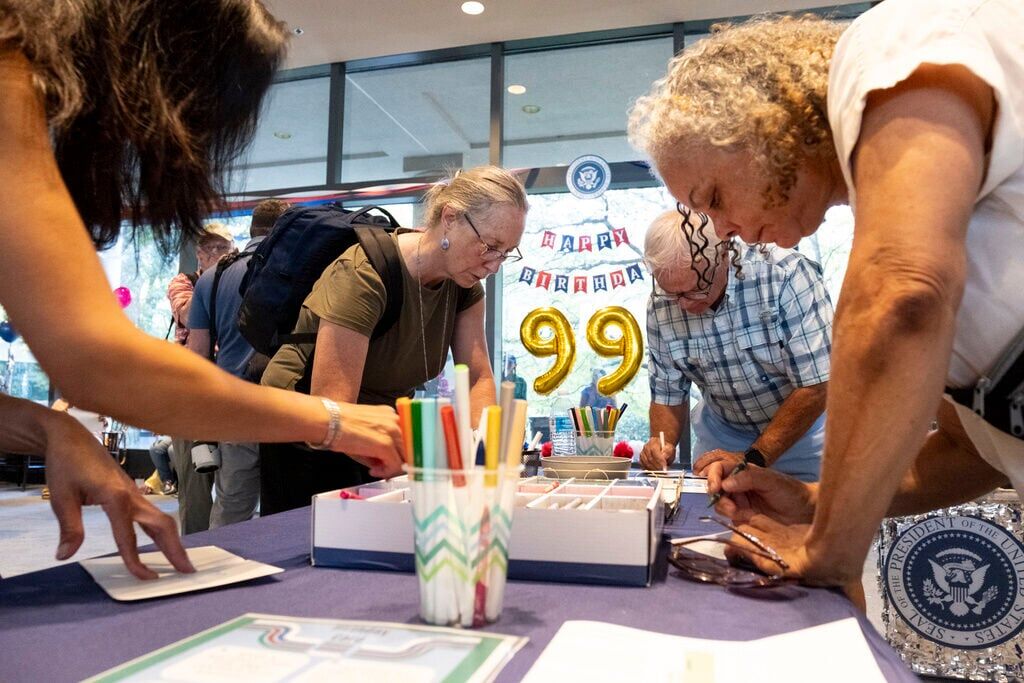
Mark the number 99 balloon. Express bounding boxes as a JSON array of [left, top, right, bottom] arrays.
[[586, 306, 643, 396], [519, 307, 575, 395]]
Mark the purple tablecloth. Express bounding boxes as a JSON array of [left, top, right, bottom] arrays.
[[0, 493, 914, 681]]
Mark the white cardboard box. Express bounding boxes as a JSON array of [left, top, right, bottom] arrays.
[[311, 476, 664, 586]]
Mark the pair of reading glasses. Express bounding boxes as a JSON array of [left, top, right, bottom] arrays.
[[669, 516, 791, 590]]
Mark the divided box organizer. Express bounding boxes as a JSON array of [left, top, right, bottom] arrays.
[[312, 476, 664, 586]]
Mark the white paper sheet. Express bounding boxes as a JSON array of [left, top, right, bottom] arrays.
[[80, 545, 283, 601], [682, 476, 709, 493], [523, 618, 886, 683], [670, 532, 729, 560]]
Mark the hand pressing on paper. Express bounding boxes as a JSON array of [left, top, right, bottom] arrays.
[[724, 515, 866, 611], [44, 412, 194, 580], [694, 449, 747, 482]]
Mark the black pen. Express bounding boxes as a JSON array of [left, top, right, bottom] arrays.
[[706, 460, 747, 508]]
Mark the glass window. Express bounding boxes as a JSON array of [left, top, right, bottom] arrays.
[[341, 59, 491, 183], [502, 38, 673, 169], [227, 77, 331, 193], [98, 231, 180, 341], [502, 186, 673, 447], [0, 331, 49, 404], [798, 205, 854, 304]]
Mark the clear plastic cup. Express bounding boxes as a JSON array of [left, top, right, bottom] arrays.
[[575, 430, 616, 456], [405, 466, 521, 627]]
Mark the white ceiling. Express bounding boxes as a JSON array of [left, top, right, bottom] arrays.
[[230, 0, 867, 193], [264, 0, 866, 69]]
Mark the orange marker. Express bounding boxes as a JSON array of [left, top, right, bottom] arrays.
[[396, 397, 414, 468]]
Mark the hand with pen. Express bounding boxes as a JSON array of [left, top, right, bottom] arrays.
[[639, 437, 676, 471], [709, 464, 818, 525]]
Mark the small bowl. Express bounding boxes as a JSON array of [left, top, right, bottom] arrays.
[[542, 455, 631, 480]]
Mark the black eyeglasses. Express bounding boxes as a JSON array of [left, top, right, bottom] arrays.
[[464, 213, 522, 263], [650, 279, 714, 304], [668, 516, 791, 589]]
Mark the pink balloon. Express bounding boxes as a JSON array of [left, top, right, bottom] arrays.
[[114, 286, 132, 309]]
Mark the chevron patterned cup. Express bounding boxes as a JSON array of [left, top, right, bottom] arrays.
[[406, 466, 520, 628], [575, 431, 616, 457]]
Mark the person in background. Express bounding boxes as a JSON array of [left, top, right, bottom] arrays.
[[166, 222, 235, 533], [638, 209, 831, 482], [186, 198, 290, 529], [260, 166, 527, 515], [628, 2, 1024, 595], [503, 354, 527, 401], [140, 435, 176, 496], [0, 0, 403, 580], [166, 222, 234, 346], [579, 368, 617, 412]]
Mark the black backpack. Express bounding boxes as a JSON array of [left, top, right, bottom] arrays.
[[236, 204, 405, 359]]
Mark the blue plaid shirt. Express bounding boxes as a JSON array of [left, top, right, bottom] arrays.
[[647, 245, 834, 431]]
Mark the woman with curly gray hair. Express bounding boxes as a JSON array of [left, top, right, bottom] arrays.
[[0, 1, 403, 580], [630, 0, 1024, 601]]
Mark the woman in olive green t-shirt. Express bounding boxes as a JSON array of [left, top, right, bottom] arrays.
[[260, 166, 529, 514]]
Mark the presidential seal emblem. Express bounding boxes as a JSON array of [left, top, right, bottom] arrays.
[[884, 515, 1024, 649], [566, 155, 611, 199]]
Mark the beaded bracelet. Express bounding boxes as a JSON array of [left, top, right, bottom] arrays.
[[306, 397, 341, 450]]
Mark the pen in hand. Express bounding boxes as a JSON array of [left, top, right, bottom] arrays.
[[706, 459, 747, 508]]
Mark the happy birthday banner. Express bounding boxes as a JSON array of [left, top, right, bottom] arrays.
[[518, 263, 645, 294], [540, 227, 631, 252]]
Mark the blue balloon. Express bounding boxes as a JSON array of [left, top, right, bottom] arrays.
[[0, 320, 17, 343]]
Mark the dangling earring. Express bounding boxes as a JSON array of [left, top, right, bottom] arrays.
[[440, 236, 450, 251]]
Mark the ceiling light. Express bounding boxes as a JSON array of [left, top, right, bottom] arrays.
[[273, 131, 293, 140], [461, 2, 485, 15], [507, 84, 527, 95], [522, 105, 541, 114], [292, 27, 304, 35]]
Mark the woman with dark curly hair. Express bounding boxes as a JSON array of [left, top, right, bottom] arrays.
[[0, 0, 403, 579], [630, 0, 1023, 602]]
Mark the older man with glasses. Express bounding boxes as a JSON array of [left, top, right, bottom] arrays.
[[639, 207, 833, 486]]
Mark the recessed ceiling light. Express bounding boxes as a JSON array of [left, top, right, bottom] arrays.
[[292, 27, 304, 35], [461, 2, 485, 15], [522, 104, 541, 114], [273, 131, 293, 140], [507, 84, 527, 95]]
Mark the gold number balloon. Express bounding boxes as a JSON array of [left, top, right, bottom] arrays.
[[519, 307, 576, 395], [586, 306, 644, 396]]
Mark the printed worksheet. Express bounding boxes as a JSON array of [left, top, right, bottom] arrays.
[[88, 613, 526, 683]]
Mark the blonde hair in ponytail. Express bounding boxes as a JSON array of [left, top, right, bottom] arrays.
[[422, 165, 528, 228]]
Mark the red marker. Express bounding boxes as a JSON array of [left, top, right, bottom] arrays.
[[339, 489, 365, 500], [440, 405, 465, 486]]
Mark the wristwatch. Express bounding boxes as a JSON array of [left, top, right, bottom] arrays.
[[743, 446, 768, 468]]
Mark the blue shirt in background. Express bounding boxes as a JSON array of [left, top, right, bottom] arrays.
[[188, 237, 263, 379]]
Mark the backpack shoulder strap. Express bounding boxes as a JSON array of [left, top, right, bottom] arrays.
[[208, 251, 245, 361], [354, 226, 404, 340]]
